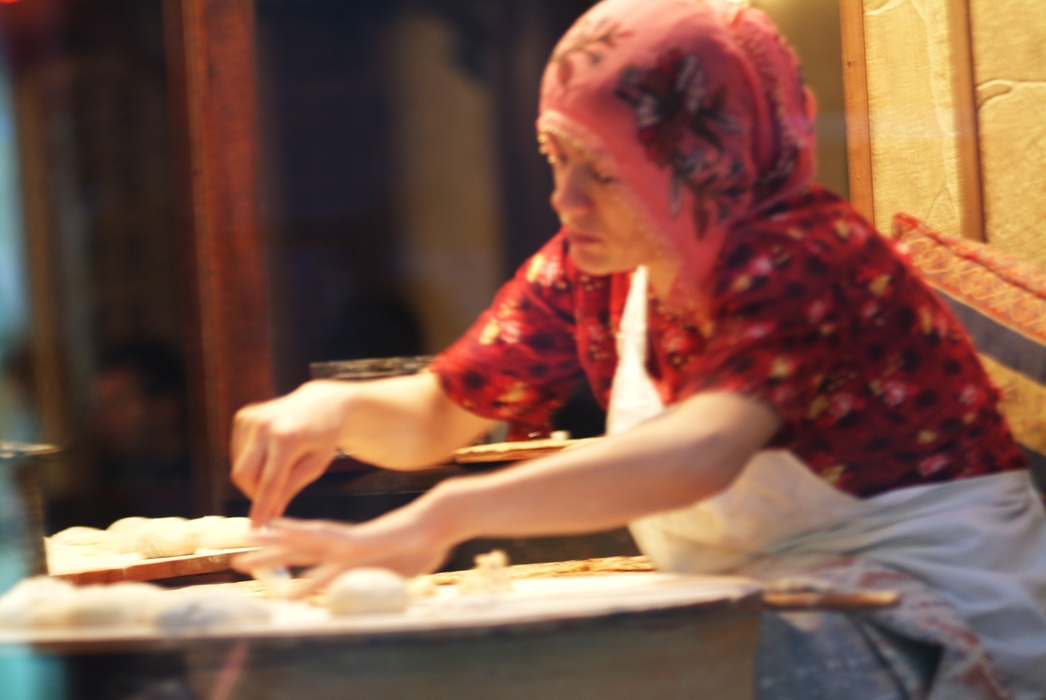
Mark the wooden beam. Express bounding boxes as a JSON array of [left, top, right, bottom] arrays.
[[838, 0, 874, 225], [945, 0, 984, 242], [0, 0, 75, 449], [163, 0, 274, 515]]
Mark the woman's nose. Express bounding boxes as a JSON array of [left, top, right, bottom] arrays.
[[550, 164, 592, 220]]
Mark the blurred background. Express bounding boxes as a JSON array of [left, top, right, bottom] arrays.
[[0, 0, 847, 533]]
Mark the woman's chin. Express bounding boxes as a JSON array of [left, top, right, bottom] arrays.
[[567, 247, 628, 277]]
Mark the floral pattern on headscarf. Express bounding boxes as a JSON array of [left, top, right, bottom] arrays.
[[614, 50, 744, 235]]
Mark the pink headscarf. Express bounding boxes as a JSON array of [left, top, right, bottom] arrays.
[[537, 0, 817, 308]]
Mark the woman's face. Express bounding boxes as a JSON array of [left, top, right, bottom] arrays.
[[545, 135, 662, 276]]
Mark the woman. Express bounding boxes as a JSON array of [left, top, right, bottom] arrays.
[[231, 1, 1046, 697]]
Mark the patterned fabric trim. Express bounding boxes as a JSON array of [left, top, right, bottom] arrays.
[[890, 213, 1046, 346], [977, 354, 1046, 457]]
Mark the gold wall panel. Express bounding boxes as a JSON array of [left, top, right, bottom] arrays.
[[968, 0, 1046, 269], [861, 0, 981, 240]]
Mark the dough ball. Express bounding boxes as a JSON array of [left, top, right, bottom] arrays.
[[189, 515, 225, 534], [198, 517, 255, 550], [48, 526, 110, 548], [135, 517, 199, 559], [107, 517, 151, 554], [324, 568, 410, 615], [106, 517, 150, 535], [65, 582, 166, 627], [0, 577, 76, 628], [155, 588, 271, 632]]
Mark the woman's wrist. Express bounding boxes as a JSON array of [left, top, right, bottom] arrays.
[[411, 477, 480, 553], [303, 379, 360, 453]]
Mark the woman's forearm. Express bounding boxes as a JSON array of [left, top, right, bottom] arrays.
[[233, 391, 781, 580], [415, 391, 781, 544], [336, 372, 496, 470]]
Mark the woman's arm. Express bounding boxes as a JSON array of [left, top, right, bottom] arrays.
[[234, 391, 781, 590], [231, 372, 496, 524]]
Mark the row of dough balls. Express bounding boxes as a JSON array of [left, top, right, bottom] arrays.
[[0, 577, 270, 632], [48, 516, 256, 559], [0, 569, 424, 631], [0, 551, 514, 631]]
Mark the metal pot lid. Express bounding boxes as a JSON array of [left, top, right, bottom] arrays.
[[0, 442, 61, 459]]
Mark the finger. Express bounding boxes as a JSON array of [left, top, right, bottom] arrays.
[[249, 434, 296, 526], [229, 408, 253, 463], [247, 519, 351, 555], [273, 452, 334, 519], [293, 563, 349, 599], [245, 530, 337, 556], [267, 517, 347, 535], [231, 433, 268, 500], [232, 546, 320, 572]]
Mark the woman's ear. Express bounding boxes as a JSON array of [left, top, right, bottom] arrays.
[[803, 86, 818, 121]]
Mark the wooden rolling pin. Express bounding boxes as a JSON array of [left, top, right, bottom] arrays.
[[762, 589, 900, 610]]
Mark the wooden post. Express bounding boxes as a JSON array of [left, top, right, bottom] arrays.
[[838, 0, 874, 225], [163, 0, 274, 515]]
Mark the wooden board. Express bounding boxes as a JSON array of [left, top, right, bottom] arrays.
[[49, 548, 256, 585], [428, 556, 900, 611], [454, 437, 601, 464]]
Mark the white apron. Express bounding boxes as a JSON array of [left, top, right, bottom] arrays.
[[606, 267, 1046, 700]]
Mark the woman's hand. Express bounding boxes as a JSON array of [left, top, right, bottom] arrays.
[[233, 509, 454, 598], [230, 373, 496, 526], [231, 380, 356, 525]]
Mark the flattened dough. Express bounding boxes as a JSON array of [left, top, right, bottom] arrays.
[[156, 588, 271, 632], [0, 577, 77, 628], [64, 582, 166, 627]]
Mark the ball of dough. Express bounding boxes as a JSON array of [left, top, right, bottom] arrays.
[[198, 517, 255, 550], [135, 517, 200, 559], [189, 515, 225, 534], [107, 517, 151, 554], [324, 568, 410, 615], [155, 588, 271, 632], [107, 516, 150, 535], [48, 526, 111, 548], [0, 576, 77, 628], [65, 582, 166, 627]]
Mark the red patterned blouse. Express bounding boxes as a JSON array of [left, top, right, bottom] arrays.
[[430, 188, 1026, 497]]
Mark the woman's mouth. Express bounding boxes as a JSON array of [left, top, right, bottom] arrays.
[[565, 229, 602, 247]]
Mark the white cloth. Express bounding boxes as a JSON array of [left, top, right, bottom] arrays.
[[608, 267, 1046, 700], [606, 266, 664, 436]]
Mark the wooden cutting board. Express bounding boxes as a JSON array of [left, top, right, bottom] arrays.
[[453, 437, 602, 464], [48, 547, 257, 585]]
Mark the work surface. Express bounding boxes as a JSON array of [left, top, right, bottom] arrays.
[[1, 572, 764, 700]]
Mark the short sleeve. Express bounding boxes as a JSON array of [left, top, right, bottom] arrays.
[[685, 232, 849, 431], [429, 233, 585, 433]]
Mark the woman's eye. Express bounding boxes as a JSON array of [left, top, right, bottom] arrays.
[[589, 167, 616, 185]]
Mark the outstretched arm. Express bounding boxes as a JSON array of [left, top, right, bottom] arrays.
[[234, 390, 781, 591], [231, 372, 496, 524]]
